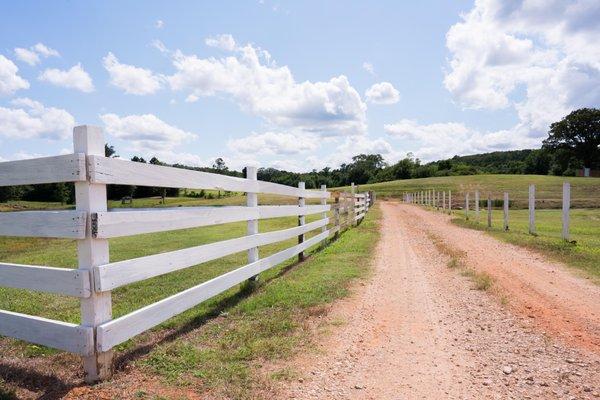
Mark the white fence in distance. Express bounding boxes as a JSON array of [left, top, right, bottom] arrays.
[[0, 125, 374, 383], [402, 184, 574, 239]]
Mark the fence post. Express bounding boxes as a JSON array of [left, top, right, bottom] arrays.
[[503, 192, 509, 231], [351, 183, 356, 226], [320, 184, 327, 247], [528, 184, 536, 235], [465, 193, 469, 220], [298, 181, 306, 261], [442, 191, 446, 212], [487, 194, 492, 228], [475, 190, 479, 222], [334, 192, 340, 239], [74, 125, 113, 383], [448, 190, 452, 215], [245, 166, 259, 281], [562, 182, 570, 241]]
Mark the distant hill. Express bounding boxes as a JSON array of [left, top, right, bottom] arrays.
[[446, 149, 535, 174]]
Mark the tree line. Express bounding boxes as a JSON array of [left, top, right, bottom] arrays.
[[0, 108, 597, 203]]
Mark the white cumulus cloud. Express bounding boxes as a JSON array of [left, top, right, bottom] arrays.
[[0, 98, 75, 140], [39, 63, 94, 93], [14, 43, 59, 66], [385, 118, 539, 161], [103, 52, 163, 95], [168, 39, 367, 137], [100, 113, 196, 151], [205, 34, 237, 51], [444, 0, 600, 137], [365, 82, 400, 104], [0, 55, 29, 95], [228, 131, 319, 156]]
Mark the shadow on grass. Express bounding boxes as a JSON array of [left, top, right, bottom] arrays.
[[114, 250, 316, 371], [0, 249, 320, 399]]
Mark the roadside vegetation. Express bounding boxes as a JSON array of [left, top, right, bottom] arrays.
[[452, 208, 600, 281]]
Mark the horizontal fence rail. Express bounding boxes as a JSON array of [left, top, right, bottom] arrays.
[[92, 205, 331, 238], [0, 210, 87, 238], [87, 155, 329, 199], [0, 310, 94, 355], [0, 153, 86, 186], [0, 125, 374, 382], [0, 262, 91, 297]]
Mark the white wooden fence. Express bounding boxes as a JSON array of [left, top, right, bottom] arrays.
[[403, 184, 574, 239], [0, 125, 373, 382]]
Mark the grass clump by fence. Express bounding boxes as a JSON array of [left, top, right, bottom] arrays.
[[452, 208, 600, 281]]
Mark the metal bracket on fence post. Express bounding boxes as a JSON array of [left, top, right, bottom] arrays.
[[245, 166, 259, 280], [74, 125, 113, 383], [298, 181, 306, 261]]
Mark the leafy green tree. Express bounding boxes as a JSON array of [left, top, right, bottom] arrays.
[[543, 108, 600, 169]]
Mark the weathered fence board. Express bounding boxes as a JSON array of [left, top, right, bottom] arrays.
[[0, 262, 91, 297], [0, 210, 86, 239], [87, 155, 328, 198], [0, 310, 94, 355], [0, 153, 86, 186]]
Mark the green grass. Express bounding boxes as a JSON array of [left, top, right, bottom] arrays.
[[0, 192, 320, 212], [460, 269, 493, 291], [0, 198, 380, 398], [140, 207, 380, 397], [451, 208, 600, 280], [343, 174, 600, 208]]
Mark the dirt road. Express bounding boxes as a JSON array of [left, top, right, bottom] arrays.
[[277, 202, 600, 399]]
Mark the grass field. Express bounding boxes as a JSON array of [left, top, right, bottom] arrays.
[[0, 198, 380, 398], [0, 192, 318, 212], [448, 207, 600, 281], [347, 174, 600, 209]]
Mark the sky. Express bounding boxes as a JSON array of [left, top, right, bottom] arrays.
[[0, 0, 599, 171]]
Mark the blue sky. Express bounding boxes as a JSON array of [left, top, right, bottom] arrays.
[[1, 0, 598, 171]]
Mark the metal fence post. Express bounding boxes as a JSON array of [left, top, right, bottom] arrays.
[[465, 193, 469, 220], [74, 125, 113, 382]]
